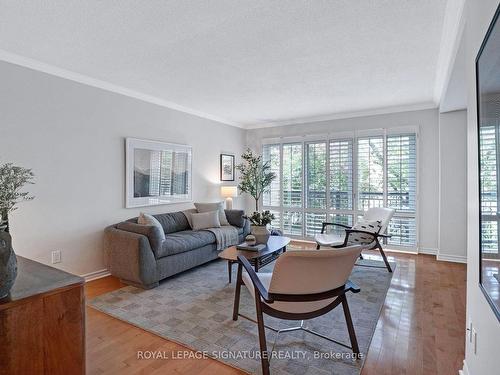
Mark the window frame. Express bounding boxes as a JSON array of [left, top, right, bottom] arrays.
[[261, 127, 419, 252]]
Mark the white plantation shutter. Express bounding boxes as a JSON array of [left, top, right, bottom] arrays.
[[357, 137, 384, 210], [386, 134, 417, 212], [263, 144, 281, 207], [305, 212, 327, 237], [386, 134, 417, 247], [306, 142, 327, 209], [283, 143, 303, 207], [329, 139, 353, 210], [283, 211, 303, 236]]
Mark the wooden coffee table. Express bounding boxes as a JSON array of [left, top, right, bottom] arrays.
[[218, 236, 291, 283]]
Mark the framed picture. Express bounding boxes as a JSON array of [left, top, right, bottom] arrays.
[[220, 154, 235, 181], [476, 2, 500, 321], [125, 138, 192, 208]]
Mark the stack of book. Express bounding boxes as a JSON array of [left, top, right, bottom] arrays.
[[236, 242, 266, 251]]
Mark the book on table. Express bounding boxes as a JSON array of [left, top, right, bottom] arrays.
[[236, 243, 266, 251]]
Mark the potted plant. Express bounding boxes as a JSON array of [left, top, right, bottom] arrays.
[[0, 163, 35, 299], [236, 149, 277, 212], [246, 210, 276, 244], [236, 149, 277, 244]]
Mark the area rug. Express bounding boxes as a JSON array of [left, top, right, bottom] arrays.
[[89, 258, 394, 375]]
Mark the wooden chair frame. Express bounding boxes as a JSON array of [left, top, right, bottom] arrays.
[[233, 255, 361, 375], [316, 222, 393, 272]]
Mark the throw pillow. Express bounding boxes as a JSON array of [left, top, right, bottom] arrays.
[[194, 202, 230, 226], [191, 210, 221, 231], [347, 220, 382, 245], [138, 213, 166, 242]]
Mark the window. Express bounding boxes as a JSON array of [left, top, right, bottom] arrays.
[[263, 129, 418, 250]]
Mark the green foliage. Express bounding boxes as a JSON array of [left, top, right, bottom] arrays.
[[247, 210, 275, 226], [0, 163, 35, 227], [236, 149, 276, 211]]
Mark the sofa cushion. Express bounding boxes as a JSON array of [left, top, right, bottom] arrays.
[[138, 213, 166, 242], [224, 209, 246, 228], [153, 211, 190, 234], [191, 211, 221, 230], [194, 202, 230, 226], [159, 230, 216, 257]]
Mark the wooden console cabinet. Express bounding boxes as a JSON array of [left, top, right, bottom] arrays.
[[0, 256, 85, 375]]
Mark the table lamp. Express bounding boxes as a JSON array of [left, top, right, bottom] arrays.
[[220, 186, 238, 210]]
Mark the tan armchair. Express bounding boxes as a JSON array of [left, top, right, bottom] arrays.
[[232, 245, 365, 375]]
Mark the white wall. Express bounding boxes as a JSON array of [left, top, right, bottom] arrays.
[[438, 110, 467, 263], [464, 1, 500, 374], [246, 109, 440, 253], [0, 61, 246, 276]]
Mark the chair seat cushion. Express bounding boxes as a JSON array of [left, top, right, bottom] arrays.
[[242, 272, 337, 314], [314, 233, 345, 247], [159, 230, 216, 258]]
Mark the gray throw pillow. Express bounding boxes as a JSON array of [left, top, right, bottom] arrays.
[[191, 210, 221, 230], [138, 213, 166, 242], [194, 202, 230, 226]]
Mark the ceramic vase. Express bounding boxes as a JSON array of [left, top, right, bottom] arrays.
[[251, 225, 271, 245], [0, 227, 17, 299]]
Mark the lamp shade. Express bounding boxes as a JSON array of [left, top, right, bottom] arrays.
[[220, 185, 238, 198]]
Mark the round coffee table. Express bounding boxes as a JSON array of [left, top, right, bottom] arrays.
[[218, 236, 290, 283]]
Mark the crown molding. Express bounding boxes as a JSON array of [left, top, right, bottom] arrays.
[[433, 0, 467, 105], [0, 49, 244, 129], [0, 50, 440, 131], [244, 102, 437, 130]]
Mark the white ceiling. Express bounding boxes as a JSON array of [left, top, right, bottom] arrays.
[[0, 1, 462, 128]]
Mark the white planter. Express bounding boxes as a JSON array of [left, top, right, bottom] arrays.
[[251, 225, 271, 245]]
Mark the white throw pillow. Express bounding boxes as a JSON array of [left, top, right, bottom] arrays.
[[347, 220, 382, 245], [191, 211, 221, 231], [194, 202, 230, 226], [138, 213, 166, 242]]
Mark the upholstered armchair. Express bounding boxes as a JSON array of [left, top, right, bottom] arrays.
[[232, 245, 365, 375], [314, 207, 395, 272]]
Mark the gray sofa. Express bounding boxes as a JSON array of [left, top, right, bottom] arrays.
[[104, 209, 250, 289]]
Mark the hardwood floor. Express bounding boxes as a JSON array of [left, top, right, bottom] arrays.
[[85, 246, 466, 375]]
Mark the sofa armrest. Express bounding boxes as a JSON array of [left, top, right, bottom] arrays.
[[104, 226, 158, 288], [224, 209, 246, 227], [116, 222, 163, 257]]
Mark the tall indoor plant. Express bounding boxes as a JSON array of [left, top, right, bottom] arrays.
[[236, 149, 277, 243], [0, 163, 35, 298]]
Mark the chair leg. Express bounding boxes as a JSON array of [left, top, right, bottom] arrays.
[[341, 296, 359, 354], [377, 242, 392, 272], [232, 263, 243, 321], [255, 294, 270, 375]]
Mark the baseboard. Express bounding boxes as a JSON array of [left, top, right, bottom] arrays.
[[459, 359, 470, 375], [81, 269, 111, 282], [437, 253, 467, 264], [419, 247, 438, 255]]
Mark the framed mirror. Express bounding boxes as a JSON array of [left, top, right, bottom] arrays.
[[477, 3, 500, 321], [125, 138, 192, 208]]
